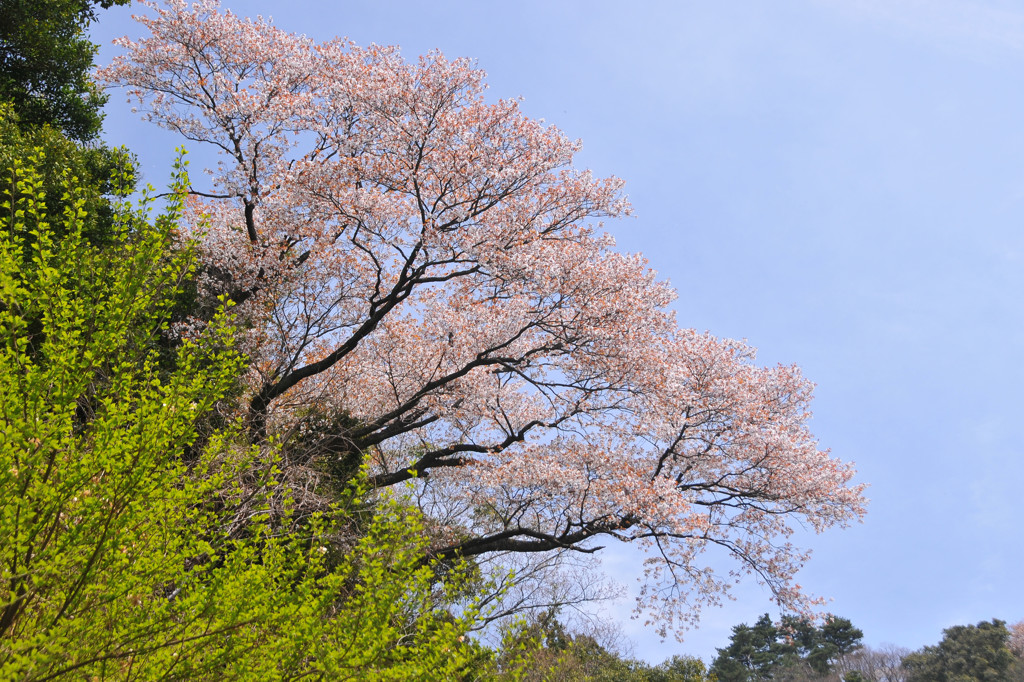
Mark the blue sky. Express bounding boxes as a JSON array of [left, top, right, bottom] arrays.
[[92, 0, 1024, 664]]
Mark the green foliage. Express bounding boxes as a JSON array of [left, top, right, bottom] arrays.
[[645, 655, 718, 682], [0, 0, 129, 141], [0, 153, 486, 679], [711, 614, 782, 681], [0, 103, 135, 249], [779, 614, 863, 676], [710, 614, 863, 681], [493, 609, 716, 682], [902, 619, 1017, 682], [0, 149, 227, 675], [0, 0, 138, 250]]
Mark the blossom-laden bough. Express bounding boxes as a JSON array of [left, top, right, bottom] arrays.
[[99, 0, 867, 637]]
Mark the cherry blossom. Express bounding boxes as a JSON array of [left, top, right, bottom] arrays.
[[99, 0, 867, 636]]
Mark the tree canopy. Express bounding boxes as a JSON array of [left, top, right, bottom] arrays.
[[0, 0, 130, 141], [496, 608, 716, 681], [99, 0, 867, 636], [902, 619, 1017, 682], [710, 613, 863, 681]]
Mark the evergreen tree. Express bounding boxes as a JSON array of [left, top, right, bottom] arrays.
[[0, 0, 129, 142], [711, 614, 863, 681], [903, 620, 1017, 682]]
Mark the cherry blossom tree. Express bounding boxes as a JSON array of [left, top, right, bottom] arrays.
[[1011, 620, 1024, 656], [99, 0, 867, 636]]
